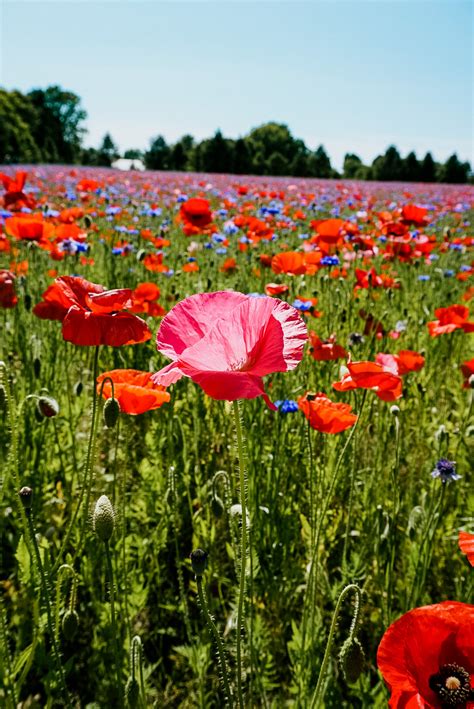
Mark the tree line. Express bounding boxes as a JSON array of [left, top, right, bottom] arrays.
[[1, 86, 471, 183]]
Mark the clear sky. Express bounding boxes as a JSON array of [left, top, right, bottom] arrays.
[[1, 0, 472, 169]]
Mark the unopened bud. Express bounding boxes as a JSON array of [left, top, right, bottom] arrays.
[[125, 676, 140, 707], [469, 374, 474, 389], [37, 395, 59, 418], [211, 495, 225, 518], [93, 495, 115, 542], [0, 384, 6, 410], [103, 397, 120, 428], [19, 486, 33, 510], [190, 549, 208, 576], [74, 381, 83, 396], [33, 357, 41, 379], [390, 405, 400, 416], [339, 636, 365, 684], [62, 609, 79, 641]]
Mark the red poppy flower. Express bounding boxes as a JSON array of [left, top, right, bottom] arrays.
[[97, 369, 170, 415], [220, 257, 237, 272], [309, 332, 348, 361], [180, 198, 213, 230], [0, 269, 17, 308], [377, 601, 474, 708], [5, 215, 55, 242], [265, 283, 289, 296], [152, 291, 308, 409], [33, 276, 151, 347], [401, 204, 429, 226], [182, 261, 199, 273], [271, 251, 307, 275], [375, 350, 425, 376], [428, 305, 474, 336], [333, 361, 403, 401], [0, 171, 35, 210], [129, 283, 165, 317], [458, 531, 474, 567], [298, 392, 357, 433], [461, 358, 474, 388]]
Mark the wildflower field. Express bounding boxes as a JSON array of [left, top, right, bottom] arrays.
[[0, 167, 473, 708]]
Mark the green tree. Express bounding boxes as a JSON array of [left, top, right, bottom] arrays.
[[438, 153, 470, 184], [401, 151, 421, 182], [233, 138, 252, 174], [308, 145, 333, 178], [343, 153, 363, 179], [419, 152, 437, 182], [197, 130, 235, 173], [0, 90, 41, 163], [123, 149, 143, 160], [246, 122, 300, 174], [28, 85, 87, 163], [97, 133, 119, 166], [145, 135, 171, 170], [371, 146, 403, 181]]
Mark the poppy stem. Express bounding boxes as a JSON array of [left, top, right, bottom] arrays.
[[233, 400, 247, 709], [196, 574, 234, 707], [309, 584, 362, 709], [53, 345, 100, 573], [105, 539, 123, 702]]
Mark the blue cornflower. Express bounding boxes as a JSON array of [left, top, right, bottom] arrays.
[[449, 243, 463, 251], [320, 256, 340, 266], [431, 458, 461, 484], [443, 270, 455, 278], [274, 400, 299, 414], [292, 299, 313, 312], [215, 247, 227, 255], [418, 275, 430, 281]]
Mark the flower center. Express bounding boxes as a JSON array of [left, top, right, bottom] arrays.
[[429, 663, 473, 707]]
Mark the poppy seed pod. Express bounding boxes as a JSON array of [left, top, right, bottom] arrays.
[[93, 495, 115, 542], [339, 636, 365, 683], [37, 395, 59, 418], [103, 397, 120, 428], [62, 609, 79, 641], [190, 549, 208, 576]]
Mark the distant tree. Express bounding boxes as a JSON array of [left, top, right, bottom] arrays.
[[145, 135, 170, 170], [266, 151, 288, 176], [28, 85, 87, 163], [97, 133, 119, 166], [246, 122, 300, 175], [343, 153, 363, 179], [401, 151, 421, 182], [371, 146, 403, 181], [197, 130, 235, 173], [123, 149, 143, 160], [290, 150, 310, 177], [308, 145, 332, 178], [233, 138, 252, 174], [0, 89, 41, 163], [419, 152, 436, 182], [438, 153, 471, 184]]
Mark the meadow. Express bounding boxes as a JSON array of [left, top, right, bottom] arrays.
[[0, 167, 473, 708]]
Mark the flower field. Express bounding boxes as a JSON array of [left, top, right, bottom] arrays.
[[0, 167, 473, 708]]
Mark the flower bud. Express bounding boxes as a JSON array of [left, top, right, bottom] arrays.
[[211, 495, 225, 518], [37, 395, 59, 419], [33, 357, 41, 379], [125, 676, 140, 708], [339, 636, 365, 684], [103, 397, 120, 428], [74, 381, 83, 396], [62, 609, 79, 641], [469, 374, 474, 390], [93, 495, 115, 542], [19, 486, 33, 511], [190, 549, 208, 576], [0, 384, 6, 410], [390, 405, 400, 416]]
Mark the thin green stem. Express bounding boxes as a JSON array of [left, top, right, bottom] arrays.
[[26, 514, 70, 705], [310, 584, 362, 709], [196, 575, 234, 707], [233, 400, 247, 709], [105, 539, 123, 702]]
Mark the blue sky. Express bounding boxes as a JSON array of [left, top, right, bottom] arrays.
[[1, 0, 472, 169]]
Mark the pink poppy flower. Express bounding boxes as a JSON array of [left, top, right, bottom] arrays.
[[152, 291, 308, 409]]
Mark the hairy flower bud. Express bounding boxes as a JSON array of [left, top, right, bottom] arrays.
[[125, 676, 140, 707], [37, 395, 59, 419], [190, 548, 208, 576], [339, 636, 365, 684], [103, 397, 120, 428], [93, 495, 115, 542], [62, 609, 79, 641], [19, 486, 33, 511]]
